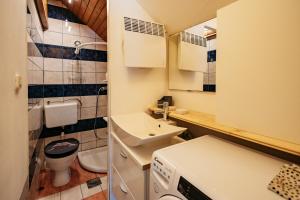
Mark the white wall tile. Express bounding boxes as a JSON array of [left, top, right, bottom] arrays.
[[27, 14, 32, 29], [44, 71, 63, 84], [44, 58, 62, 71], [63, 59, 80, 72], [80, 61, 95, 72], [98, 95, 108, 107], [95, 62, 107, 72], [96, 139, 108, 147], [43, 31, 62, 45], [79, 24, 96, 38], [96, 73, 106, 83], [209, 73, 216, 84], [209, 38, 217, 50], [61, 186, 82, 200], [43, 97, 64, 106], [64, 133, 81, 143], [79, 36, 96, 50], [28, 70, 43, 84], [81, 96, 97, 108], [95, 38, 107, 51], [96, 128, 108, 139], [81, 107, 96, 119], [29, 56, 43, 69], [63, 34, 80, 48], [81, 141, 97, 151], [63, 71, 81, 84], [203, 73, 209, 84], [97, 106, 107, 117], [44, 135, 61, 146], [81, 130, 96, 143], [63, 22, 80, 36], [27, 58, 42, 71], [82, 72, 96, 84], [48, 18, 63, 33]]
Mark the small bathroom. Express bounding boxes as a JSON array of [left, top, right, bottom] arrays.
[[0, 0, 300, 200]]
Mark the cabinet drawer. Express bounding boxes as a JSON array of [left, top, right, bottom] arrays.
[[112, 137, 146, 200], [112, 166, 135, 200]]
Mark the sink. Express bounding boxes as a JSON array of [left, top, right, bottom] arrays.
[[111, 112, 187, 147]]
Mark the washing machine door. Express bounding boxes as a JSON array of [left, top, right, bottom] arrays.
[[159, 195, 182, 200]]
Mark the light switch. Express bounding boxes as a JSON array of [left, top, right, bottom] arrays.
[[15, 74, 22, 91]]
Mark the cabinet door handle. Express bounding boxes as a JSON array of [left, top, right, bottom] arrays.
[[120, 150, 127, 159], [120, 182, 128, 194]]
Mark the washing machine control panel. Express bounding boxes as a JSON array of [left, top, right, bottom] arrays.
[[177, 176, 212, 200], [152, 156, 175, 184]]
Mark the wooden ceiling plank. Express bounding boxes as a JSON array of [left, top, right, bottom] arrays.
[[96, 18, 107, 35], [78, 0, 90, 19], [82, 0, 99, 24], [73, 0, 83, 15], [87, 0, 106, 27], [92, 7, 106, 30]]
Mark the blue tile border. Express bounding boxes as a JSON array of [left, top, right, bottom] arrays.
[[40, 117, 107, 138], [207, 50, 216, 62], [203, 84, 216, 92], [48, 4, 82, 24], [29, 84, 107, 99], [36, 43, 107, 62]]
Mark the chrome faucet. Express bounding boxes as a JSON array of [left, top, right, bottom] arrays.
[[157, 102, 169, 121]]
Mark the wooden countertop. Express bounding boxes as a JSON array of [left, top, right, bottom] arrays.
[[169, 111, 300, 156]]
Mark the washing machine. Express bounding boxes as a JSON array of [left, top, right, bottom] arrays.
[[150, 135, 285, 200]]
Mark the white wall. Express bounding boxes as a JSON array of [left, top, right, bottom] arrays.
[[216, 0, 300, 143], [108, 0, 167, 115], [0, 0, 29, 199], [168, 90, 216, 114]]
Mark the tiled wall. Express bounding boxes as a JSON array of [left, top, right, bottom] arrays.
[[37, 0, 108, 152], [27, 0, 108, 160], [203, 38, 216, 92]]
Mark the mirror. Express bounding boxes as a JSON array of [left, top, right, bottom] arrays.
[[168, 18, 216, 92]]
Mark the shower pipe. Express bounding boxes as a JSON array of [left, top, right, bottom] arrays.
[[74, 41, 107, 55]]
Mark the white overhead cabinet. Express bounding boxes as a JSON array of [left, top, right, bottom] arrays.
[[178, 32, 207, 71], [123, 17, 166, 68]]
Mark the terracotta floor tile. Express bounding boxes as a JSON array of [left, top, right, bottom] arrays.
[[83, 190, 107, 200], [37, 157, 99, 198], [74, 158, 98, 183]]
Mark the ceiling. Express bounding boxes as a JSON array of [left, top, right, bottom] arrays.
[[136, 0, 237, 35], [62, 0, 107, 41]]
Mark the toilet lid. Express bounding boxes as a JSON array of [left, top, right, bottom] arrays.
[[45, 138, 79, 159]]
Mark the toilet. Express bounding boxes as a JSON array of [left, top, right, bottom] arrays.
[[44, 138, 79, 187]]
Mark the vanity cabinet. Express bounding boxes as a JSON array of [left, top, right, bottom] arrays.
[[112, 136, 148, 200], [111, 132, 182, 200]]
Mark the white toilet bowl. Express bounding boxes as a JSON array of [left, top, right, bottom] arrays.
[[44, 138, 79, 187]]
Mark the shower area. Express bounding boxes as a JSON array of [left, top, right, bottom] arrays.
[[73, 40, 109, 173], [27, 0, 109, 199]]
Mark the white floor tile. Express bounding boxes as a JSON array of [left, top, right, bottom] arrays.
[[60, 186, 82, 200], [100, 175, 108, 191], [80, 182, 102, 198], [38, 193, 60, 200]]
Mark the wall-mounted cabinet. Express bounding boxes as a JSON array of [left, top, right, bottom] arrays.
[[178, 32, 207, 71], [123, 17, 166, 68]]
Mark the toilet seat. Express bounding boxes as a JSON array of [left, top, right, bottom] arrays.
[[45, 138, 79, 159]]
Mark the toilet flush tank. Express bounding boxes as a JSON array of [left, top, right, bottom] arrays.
[[44, 102, 78, 128]]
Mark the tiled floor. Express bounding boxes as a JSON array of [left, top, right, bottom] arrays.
[[37, 158, 107, 200]]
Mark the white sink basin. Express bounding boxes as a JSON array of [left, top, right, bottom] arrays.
[[111, 112, 187, 147]]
